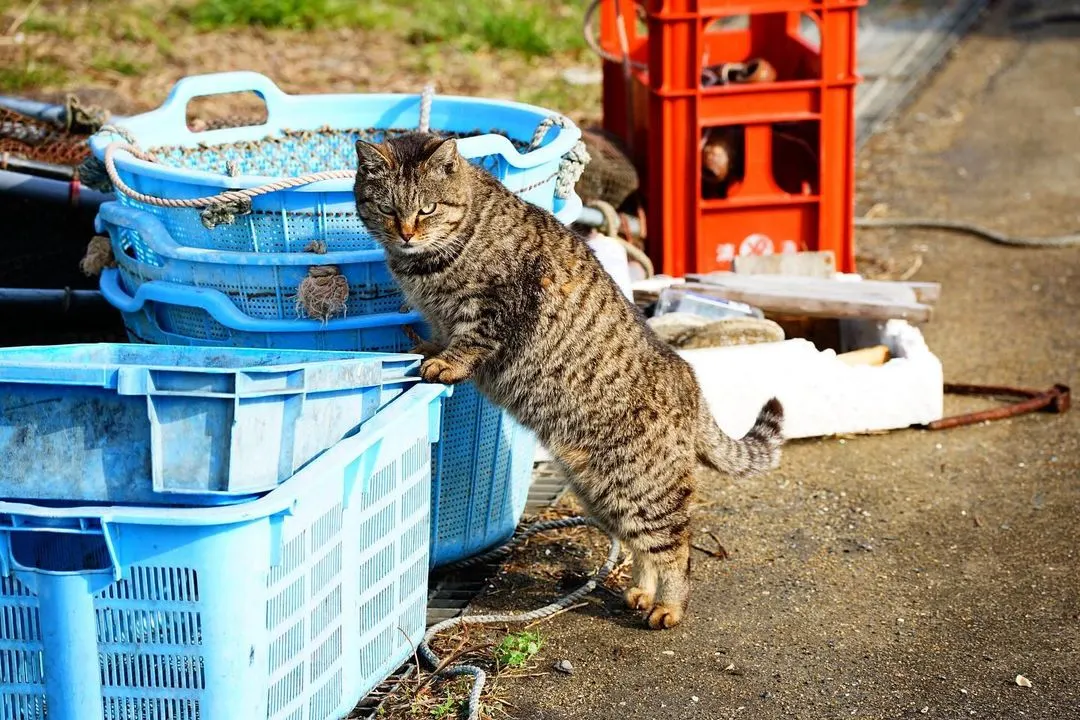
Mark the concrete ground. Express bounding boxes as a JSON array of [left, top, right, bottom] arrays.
[[495, 2, 1080, 718]]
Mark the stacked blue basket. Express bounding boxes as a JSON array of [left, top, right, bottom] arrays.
[[89, 71, 586, 567], [0, 343, 451, 718]]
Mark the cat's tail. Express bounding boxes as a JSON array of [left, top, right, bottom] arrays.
[[696, 397, 784, 478]]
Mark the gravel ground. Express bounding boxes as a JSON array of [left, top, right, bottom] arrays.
[[480, 3, 1080, 718]]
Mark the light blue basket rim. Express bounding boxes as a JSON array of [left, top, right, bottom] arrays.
[[0, 343, 418, 382], [88, 71, 582, 194], [0, 383, 451, 527], [97, 202, 388, 266], [100, 269, 424, 333], [97, 193, 583, 266]]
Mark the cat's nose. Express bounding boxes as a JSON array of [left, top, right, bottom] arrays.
[[400, 224, 416, 242]]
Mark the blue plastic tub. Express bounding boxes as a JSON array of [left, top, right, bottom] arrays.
[[0, 343, 419, 505], [88, 71, 583, 254], [99, 270, 535, 566], [0, 382, 448, 720]]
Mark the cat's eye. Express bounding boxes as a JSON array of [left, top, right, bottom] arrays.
[[375, 203, 394, 215], [418, 203, 438, 215]]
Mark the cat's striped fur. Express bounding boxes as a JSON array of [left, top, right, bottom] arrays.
[[353, 133, 784, 629]]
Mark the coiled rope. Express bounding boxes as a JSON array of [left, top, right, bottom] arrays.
[[418, 516, 621, 720]]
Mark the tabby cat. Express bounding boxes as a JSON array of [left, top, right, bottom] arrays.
[[353, 133, 784, 629]]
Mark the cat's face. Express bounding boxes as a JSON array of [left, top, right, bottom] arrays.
[[353, 135, 471, 256]]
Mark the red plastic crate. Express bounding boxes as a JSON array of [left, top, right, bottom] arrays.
[[598, 0, 864, 275]]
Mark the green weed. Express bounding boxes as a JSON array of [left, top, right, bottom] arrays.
[[429, 693, 461, 719], [493, 630, 542, 668]]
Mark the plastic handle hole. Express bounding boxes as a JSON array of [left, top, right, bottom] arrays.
[[185, 91, 269, 134], [12, 532, 112, 573]]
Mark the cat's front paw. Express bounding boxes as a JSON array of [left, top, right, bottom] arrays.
[[420, 356, 470, 384]]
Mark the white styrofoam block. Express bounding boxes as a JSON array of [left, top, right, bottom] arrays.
[[587, 235, 634, 302], [681, 321, 943, 440]]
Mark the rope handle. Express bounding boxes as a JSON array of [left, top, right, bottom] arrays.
[[154, 71, 287, 141]]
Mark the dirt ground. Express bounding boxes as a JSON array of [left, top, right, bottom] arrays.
[[467, 3, 1080, 719]]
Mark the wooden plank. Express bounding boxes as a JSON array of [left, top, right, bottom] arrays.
[[681, 282, 934, 323], [687, 272, 941, 306]]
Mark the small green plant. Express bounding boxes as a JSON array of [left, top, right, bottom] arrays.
[[494, 630, 542, 668], [429, 693, 460, 719]]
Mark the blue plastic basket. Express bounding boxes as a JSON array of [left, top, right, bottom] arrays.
[[0, 343, 419, 505], [96, 194, 581, 337], [99, 270, 535, 567], [0, 382, 448, 720], [87, 71, 583, 254], [97, 201, 404, 321]]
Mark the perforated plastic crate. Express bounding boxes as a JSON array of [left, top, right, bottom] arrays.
[[0, 382, 447, 720], [100, 269, 535, 567], [87, 71, 583, 254], [0, 343, 417, 505]]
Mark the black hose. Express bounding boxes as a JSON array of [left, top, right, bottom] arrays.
[[0, 288, 109, 313], [0, 155, 76, 182]]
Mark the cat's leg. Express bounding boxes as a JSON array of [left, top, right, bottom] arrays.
[[409, 340, 444, 359], [419, 306, 502, 384], [644, 534, 692, 630], [625, 551, 659, 612], [607, 475, 694, 628]]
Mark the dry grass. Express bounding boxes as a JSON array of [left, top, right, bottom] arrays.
[[0, 0, 603, 124]]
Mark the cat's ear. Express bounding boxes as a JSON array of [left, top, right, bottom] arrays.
[[423, 138, 461, 177], [355, 140, 395, 172]]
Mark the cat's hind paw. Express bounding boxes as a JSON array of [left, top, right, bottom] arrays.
[[625, 587, 655, 612], [645, 604, 684, 630]]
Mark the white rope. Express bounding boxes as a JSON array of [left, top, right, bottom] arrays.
[[418, 84, 435, 133], [530, 116, 591, 199]]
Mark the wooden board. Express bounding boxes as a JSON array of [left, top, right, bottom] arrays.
[[681, 281, 933, 323]]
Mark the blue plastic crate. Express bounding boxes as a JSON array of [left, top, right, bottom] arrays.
[[87, 71, 583, 254], [0, 382, 448, 720], [0, 343, 419, 505], [99, 270, 535, 567]]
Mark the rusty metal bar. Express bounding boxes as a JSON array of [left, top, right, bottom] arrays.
[[924, 383, 1070, 430]]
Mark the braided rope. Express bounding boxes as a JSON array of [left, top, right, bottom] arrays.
[[418, 517, 621, 720], [102, 140, 355, 209], [418, 84, 435, 134], [529, 116, 590, 199]]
